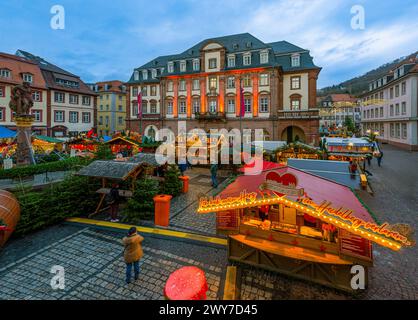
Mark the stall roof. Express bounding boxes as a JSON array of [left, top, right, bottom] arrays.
[[105, 136, 141, 146], [0, 126, 16, 139], [77, 160, 141, 180], [324, 137, 374, 147], [238, 159, 284, 175], [33, 135, 63, 144], [251, 141, 287, 152], [287, 158, 360, 189], [218, 164, 374, 223], [129, 152, 162, 166]]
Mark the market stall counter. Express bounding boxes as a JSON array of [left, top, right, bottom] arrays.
[[198, 163, 413, 292]]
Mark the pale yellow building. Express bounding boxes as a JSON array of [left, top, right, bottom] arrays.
[[91, 81, 127, 137]]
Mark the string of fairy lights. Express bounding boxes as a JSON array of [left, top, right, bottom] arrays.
[[197, 193, 404, 251]]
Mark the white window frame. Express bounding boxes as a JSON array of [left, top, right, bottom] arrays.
[[209, 58, 217, 69], [180, 60, 187, 72], [259, 97, 269, 113], [209, 100, 217, 113], [209, 77, 217, 89], [291, 54, 300, 67], [69, 94, 78, 104], [193, 59, 200, 71], [260, 50, 269, 64], [142, 70, 148, 80], [82, 96, 91, 106], [134, 71, 139, 81], [55, 111, 64, 122], [69, 111, 79, 123], [168, 62, 174, 73], [192, 79, 200, 90], [227, 99, 235, 113], [151, 69, 157, 78], [260, 73, 269, 86], [54, 92, 65, 103], [23, 73, 33, 83], [0, 69, 11, 78], [82, 112, 91, 123], [227, 55, 235, 68], [179, 80, 186, 91], [193, 99, 200, 113], [179, 101, 186, 114], [243, 53, 251, 66], [32, 110, 42, 122], [244, 98, 252, 113], [227, 77, 235, 89], [167, 101, 173, 114]]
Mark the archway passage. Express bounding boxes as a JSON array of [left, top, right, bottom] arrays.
[[144, 125, 157, 140], [281, 126, 306, 144]]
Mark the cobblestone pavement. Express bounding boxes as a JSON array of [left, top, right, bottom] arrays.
[[238, 144, 418, 300], [0, 226, 227, 300], [169, 167, 232, 236]]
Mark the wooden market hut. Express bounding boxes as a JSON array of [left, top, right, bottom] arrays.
[[77, 153, 162, 216], [197, 163, 412, 292], [322, 137, 377, 161], [105, 136, 142, 156], [276, 142, 322, 163], [32, 135, 63, 153], [67, 137, 99, 152]]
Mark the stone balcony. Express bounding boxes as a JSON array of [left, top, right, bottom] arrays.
[[277, 109, 320, 120], [195, 111, 226, 122]]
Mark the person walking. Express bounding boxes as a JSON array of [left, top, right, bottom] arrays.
[[210, 163, 219, 188], [123, 227, 144, 284], [366, 155, 372, 167], [377, 151, 383, 167], [108, 183, 121, 222]]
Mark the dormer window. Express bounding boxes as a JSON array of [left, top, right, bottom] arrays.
[[209, 58, 217, 69], [142, 70, 148, 80], [291, 54, 300, 67], [0, 69, 11, 78], [180, 60, 187, 72], [260, 50, 269, 64], [152, 69, 157, 78], [23, 73, 33, 83], [168, 62, 174, 73], [227, 55, 235, 68], [243, 53, 251, 66], [134, 71, 139, 81], [192, 59, 200, 71]]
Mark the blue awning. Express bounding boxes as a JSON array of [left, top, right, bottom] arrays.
[[0, 126, 16, 139]]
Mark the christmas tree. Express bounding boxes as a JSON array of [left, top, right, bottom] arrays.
[[161, 164, 183, 197]]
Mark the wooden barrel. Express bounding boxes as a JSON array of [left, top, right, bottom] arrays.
[[0, 189, 20, 247]]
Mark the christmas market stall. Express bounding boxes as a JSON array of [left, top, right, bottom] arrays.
[[276, 142, 322, 163], [32, 135, 64, 153], [105, 136, 142, 157], [77, 153, 163, 216], [322, 137, 376, 161], [67, 137, 99, 154], [0, 126, 17, 160], [197, 164, 413, 292]]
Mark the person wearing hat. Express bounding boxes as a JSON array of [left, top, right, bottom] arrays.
[[123, 227, 144, 284]]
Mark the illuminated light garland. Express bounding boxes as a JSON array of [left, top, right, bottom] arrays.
[[197, 191, 409, 251]]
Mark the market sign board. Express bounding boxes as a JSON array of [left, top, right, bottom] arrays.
[[3, 158, 13, 170], [339, 229, 373, 263], [216, 210, 239, 231], [260, 172, 304, 197]]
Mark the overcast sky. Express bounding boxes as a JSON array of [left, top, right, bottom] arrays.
[[1, 0, 417, 88]]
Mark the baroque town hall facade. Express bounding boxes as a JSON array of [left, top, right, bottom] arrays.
[[126, 33, 321, 144]]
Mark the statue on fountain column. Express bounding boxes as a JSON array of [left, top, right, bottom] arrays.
[[9, 82, 34, 116], [8, 82, 35, 166]]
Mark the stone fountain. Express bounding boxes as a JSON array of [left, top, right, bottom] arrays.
[[8, 82, 35, 166]]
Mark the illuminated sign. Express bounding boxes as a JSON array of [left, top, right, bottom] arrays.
[[299, 198, 412, 247], [260, 172, 304, 197]]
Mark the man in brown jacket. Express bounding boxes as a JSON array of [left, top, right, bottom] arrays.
[[123, 227, 144, 284]]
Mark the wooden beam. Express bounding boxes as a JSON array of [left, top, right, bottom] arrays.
[[223, 266, 238, 300]]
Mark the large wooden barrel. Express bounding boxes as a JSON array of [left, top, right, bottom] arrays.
[[0, 189, 20, 247]]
